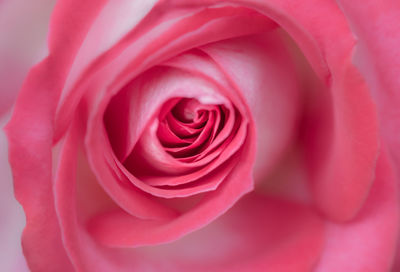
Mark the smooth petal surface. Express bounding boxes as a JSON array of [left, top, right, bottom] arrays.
[[335, 0, 400, 171], [327, 2, 400, 265], [57, 0, 158, 109], [54, 119, 126, 271], [199, 31, 300, 183], [315, 150, 400, 272], [130, 193, 324, 272]]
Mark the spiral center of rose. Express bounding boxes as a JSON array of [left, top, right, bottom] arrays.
[[157, 98, 228, 161]]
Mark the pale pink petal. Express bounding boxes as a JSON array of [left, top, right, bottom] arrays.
[[199, 31, 301, 184]]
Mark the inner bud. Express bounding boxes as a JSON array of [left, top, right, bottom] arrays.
[[157, 97, 227, 161]]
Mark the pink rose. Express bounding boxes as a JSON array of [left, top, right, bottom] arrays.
[[3, 0, 400, 271]]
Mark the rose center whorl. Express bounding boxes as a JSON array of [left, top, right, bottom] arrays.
[[157, 98, 230, 161]]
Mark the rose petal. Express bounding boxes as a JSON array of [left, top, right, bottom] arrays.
[[54, 119, 125, 271], [94, 193, 324, 272], [5, 0, 110, 269], [57, 0, 158, 107], [315, 149, 400, 271], [198, 31, 301, 184], [336, 0, 400, 177]]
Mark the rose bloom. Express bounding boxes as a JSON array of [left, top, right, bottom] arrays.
[[1, 0, 400, 271]]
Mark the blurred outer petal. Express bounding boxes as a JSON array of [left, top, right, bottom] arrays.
[[315, 149, 400, 272], [0, 0, 55, 271], [5, 0, 161, 270], [335, 0, 400, 171], [0, 0, 55, 115], [333, 2, 400, 268]]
